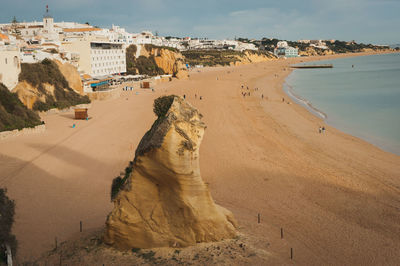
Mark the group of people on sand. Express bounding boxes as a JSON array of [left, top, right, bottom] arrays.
[[242, 91, 250, 97], [241, 84, 268, 100], [319, 126, 326, 134]]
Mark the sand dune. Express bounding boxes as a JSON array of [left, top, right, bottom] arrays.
[[0, 52, 399, 265]]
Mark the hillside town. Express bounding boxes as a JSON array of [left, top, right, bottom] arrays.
[[2, 6, 361, 93], [0, 6, 393, 95], [1, 2, 400, 266]]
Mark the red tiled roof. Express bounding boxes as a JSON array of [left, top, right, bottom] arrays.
[[0, 33, 9, 40]]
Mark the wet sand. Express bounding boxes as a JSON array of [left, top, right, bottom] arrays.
[[1, 52, 399, 265]]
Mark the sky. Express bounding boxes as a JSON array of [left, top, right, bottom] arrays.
[[1, 0, 399, 44]]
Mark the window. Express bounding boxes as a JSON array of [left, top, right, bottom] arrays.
[[14, 56, 19, 68]]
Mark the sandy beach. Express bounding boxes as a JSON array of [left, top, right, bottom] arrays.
[[1, 52, 399, 265]]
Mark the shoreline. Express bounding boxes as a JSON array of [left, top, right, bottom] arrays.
[[0, 50, 399, 264], [283, 81, 327, 119], [281, 51, 400, 156]]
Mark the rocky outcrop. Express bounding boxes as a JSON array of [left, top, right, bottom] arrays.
[[54, 60, 84, 95], [183, 49, 275, 67], [153, 48, 188, 79], [298, 47, 335, 57], [0, 82, 42, 132], [233, 50, 276, 66], [127, 44, 189, 79], [13, 81, 44, 109], [104, 96, 237, 250], [142, 45, 188, 79], [13, 59, 90, 111]]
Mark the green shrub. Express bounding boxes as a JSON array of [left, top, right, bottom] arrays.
[[0, 188, 17, 262], [132, 248, 141, 253], [110, 161, 134, 200], [182, 49, 244, 66], [144, 43, 179, 53], [0, 83, 42, 132], [138, 250, 156, 261], [153, 95, 176, 118]]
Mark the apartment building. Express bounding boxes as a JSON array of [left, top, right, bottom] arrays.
[[62, 39, 126, 77]]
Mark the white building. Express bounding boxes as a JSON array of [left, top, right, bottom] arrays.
[[41, 8, 59, 42], [277, 41, 289, 48], [235, 42, 257, 51], [62, 39, 126, 77], [274, 46, 298, 58], [10, 7, 61, 43], [0, 43, 21, 90]]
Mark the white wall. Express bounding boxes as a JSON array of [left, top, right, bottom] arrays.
[[0, 47, 21, 90], [90, 43, 126, 76]]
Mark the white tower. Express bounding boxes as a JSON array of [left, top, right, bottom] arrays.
[[42, 4, 59, 42], [43, 5, 54, 34]]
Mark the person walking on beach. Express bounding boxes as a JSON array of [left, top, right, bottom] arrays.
[[195, 94, 197, 99], [200, 96, 203, 100], [322, 126, 326, 133], [262, 94, 264, 99], [282, 97, 285, 102], [319, 127, 322, 134], [183, 94, 186, 99]]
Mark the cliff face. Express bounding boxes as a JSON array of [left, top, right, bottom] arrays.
[[153, 48, 189, 79], [54, 60, 84, 95], [182, 49, 276, 67], [13, 59, 90, 111], [126, 44, 188, 79], [105, 96, 237, 250], [13, 81, 48, 109], [298, 47, 335, 56], [233, 50, 276, 65], [0, 83, 42, 132]]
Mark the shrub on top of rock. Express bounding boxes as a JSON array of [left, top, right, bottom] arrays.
[[153, 95, 177, 118]]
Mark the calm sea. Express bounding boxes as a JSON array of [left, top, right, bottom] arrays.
[[284, 53, 400, 155]]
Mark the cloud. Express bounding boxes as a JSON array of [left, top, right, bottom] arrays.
[[1, 0, 399, 44]]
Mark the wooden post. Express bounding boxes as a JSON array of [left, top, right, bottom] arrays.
[[281, 228, 283, 239], [80, 221, 82, 232], [257, 213, 260, 224], [290, 248, 293, 260]]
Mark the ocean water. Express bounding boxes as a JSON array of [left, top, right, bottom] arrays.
[[284, 53, 400, 155]]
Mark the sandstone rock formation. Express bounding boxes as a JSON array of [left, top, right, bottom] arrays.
[[233, 50, 277, 66], [54, 60, 84, 95], [298, 47, 335, 57], [13, 81, 44, 109], [104, 96, 237, 250], [13, 59, 90, 111], [136, 44, 189, 79]]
